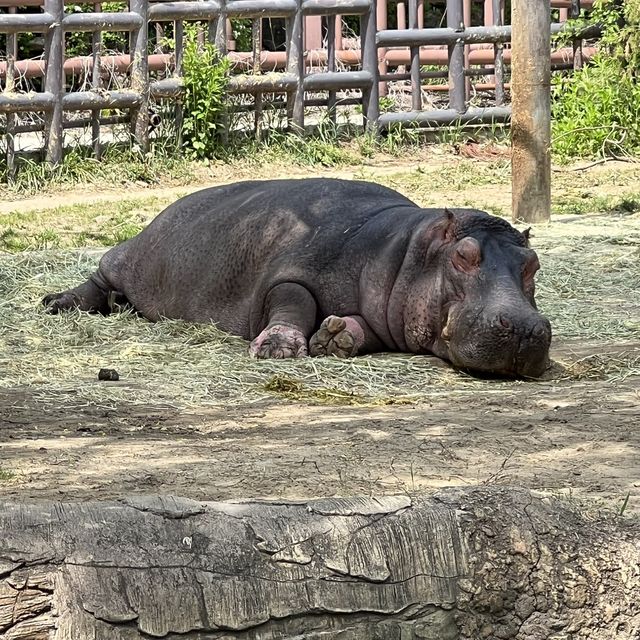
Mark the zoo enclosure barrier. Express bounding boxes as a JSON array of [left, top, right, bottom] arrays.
[[0, 0, 597, 170]]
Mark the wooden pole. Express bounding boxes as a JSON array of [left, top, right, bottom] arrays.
[[511, 0, 551, 223]]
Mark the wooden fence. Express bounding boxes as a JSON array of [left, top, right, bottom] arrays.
[[0, 0, 595, 170]]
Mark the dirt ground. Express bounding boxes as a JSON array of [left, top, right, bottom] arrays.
[[2, 339, 639, 511], [1, 155, 639, 515]]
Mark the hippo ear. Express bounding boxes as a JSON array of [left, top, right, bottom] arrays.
[[522, 227, 531, 247], [441, 208, 457, 243]]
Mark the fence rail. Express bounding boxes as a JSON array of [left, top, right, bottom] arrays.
[[0, 0, 594, 171]]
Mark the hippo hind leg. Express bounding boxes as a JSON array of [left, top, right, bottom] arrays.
[[43, 271, 119, 315]]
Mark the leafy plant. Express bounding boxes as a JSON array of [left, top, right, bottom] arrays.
[[180, 23, 231, 159], [551, 0, 640, 160], [231, 19, 253, 51]]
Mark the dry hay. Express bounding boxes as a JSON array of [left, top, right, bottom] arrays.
[[1, 212, 639, 411]]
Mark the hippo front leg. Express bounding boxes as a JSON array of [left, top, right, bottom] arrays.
[[310, 315, 383, 358], [249, 283, 317, 359]]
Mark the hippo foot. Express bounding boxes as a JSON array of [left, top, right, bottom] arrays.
[[249, 324, 308, 359], [42, 291, 81, 314], [309, 316, 361, 358]]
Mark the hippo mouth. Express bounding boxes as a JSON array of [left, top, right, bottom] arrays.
[[440, 306, 552, 378]]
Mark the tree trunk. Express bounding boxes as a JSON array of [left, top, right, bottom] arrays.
[[0, 488, 638, 639]]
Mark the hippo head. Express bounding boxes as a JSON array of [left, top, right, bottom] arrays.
[[403, 209, 551, 378]]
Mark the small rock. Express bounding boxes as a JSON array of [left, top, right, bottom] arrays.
[[98, 368, 119, 381]]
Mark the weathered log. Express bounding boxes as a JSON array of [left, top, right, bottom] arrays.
[[0, 488, 638, 639]]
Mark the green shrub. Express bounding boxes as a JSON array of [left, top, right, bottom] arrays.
[[552, 0, 640, 160], [181, 23, 230, 159]]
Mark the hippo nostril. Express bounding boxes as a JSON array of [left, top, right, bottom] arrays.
[[499, 315, 512, 330], [532, 321, 549, 339]]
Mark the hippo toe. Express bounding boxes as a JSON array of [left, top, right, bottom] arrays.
[[249, 324, 308, 359], [310, 316, 359, 358], [42, 292, 82, 314]]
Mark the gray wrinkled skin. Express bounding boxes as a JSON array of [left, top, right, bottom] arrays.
[[43, 178, 552, 377]]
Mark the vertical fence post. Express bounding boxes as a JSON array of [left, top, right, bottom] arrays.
[[214, 0, 227, 52], [44, 0, 64, 165], [213, 1, 230, 146], [511, 0, 551, 223], [377, 0, 387, 97], [91, 1, 102, 159], [252, 17, 263, 139], [570, 0, 583, 70], [463, 0, 471, 98], [5, 7, 17, 179], [447, 0, 465, 114], [493, 0, 504, 106], [174, 18, 184, 147], [407, 0, 421, 111], [286, 0, 304, 133], [361, 0, 379, 132], [130, 0, 149, 152], [327, 15, 337, 124]]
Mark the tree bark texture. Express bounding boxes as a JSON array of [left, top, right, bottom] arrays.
[[511, 0, 552, 223], [0, 488, 638, 639]]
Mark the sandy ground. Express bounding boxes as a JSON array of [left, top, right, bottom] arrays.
[[1, 340, 639, 514], [1, 155, 639, 514]]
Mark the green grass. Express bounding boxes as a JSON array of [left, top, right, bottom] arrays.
[[2, 146, 196, 197], [0, 196, 175, 252], [0, 468, 15, 483], [553, 192, 640, 217]]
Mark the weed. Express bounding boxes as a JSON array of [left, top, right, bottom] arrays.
[[0, 468, 15, 482], [181, 23, 231, 159], [553, 192, 640, 216], [2, 145, 195, 195], [552, 0, 640, 160]]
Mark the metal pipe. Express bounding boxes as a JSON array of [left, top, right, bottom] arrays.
[[174, 18, 184, 147], [379, 106, 511, 128], [0, 92, 55, 113], [0, 13, 54, 33], [5, 6, 16, 178], [463, 0, 472, 97], [62, 11, 142, 32], [252, 17, 263, 138], [570, 0, 583, 70], [43, 0, 63, 164], [226, 0, 296, 17], [129, 0, 149, 152], [361, 0, 379, 132], [62, 90, 142, 110], [149, 1, 220, 21], [377, 0, 388, 96], [327, 13, 337, 122], [397, 1, 406, 30], [447, 0, 466, 113], [90, 1, 102, 159], [408, 0, 422, 111], [493, 0, 505, 105], [0, 46, 595, 79], [287, 0, 304, 132], [302, 0, 370, 15], [376, 21, 598, 47], [303, 70, 373, 90], [377, 25, 512, 47], [214, 0, 228, 53]]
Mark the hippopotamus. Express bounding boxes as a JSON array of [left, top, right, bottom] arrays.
[[43, 178, 552, 377]]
